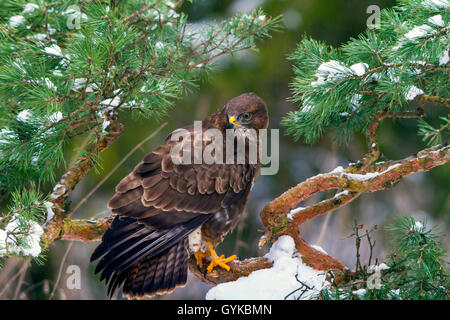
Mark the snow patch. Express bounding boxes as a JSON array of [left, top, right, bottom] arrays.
[[52, 70, 63, 77], [205, 235, 329, 300], [344, 164, 401, 181], [330, 164, 401, 182], [405, 86, 424, 100], [334, 190, 350, 198], [102, 120, 111, 133], [10, 15, 26, 28], [17, 109, 32, 122], [392, 44, 402, 51], [43, 201, 55, 225], [44, 77, 57, 91], [349, 62, 369, 76], [0, 229, 7, 256], [44, 44, 64, 57], [62, 8, 88, 21], [311, 244, 328, 255], [49, 112, 63, 123], [47, 24, 57, 35], [404, 25, 433, 40], [100, 96, 120, 107], [422, 0, 450, 9], [350, 94, 362, 109], [23, 3, 39, 14], [428, 15, 445, 27], [311, 60, 351, 86], [33, 33, 48, 41], [300, 98, 315, 113], [4, 215, 44, 257], [50, 183, 66, 199], [368, 263, 389, 272], [330, 166, 344, 174], [352, 288, 367, 297], [388, 288, 401, 299], [287, 207, 305, 220], [73, 78, 87, 90], [0, 128, 17, 144], [411, 221, 424, 232], [439, 50, 449, 65], [311, 61, 368, 86]]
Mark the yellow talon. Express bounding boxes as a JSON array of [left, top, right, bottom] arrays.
[[205, 242, 237, 273], [194, 242, 237, 273]]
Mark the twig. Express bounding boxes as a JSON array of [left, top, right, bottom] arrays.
[[49, 241, 74, 299], [354, 221, 363, 273], [366, 229, 376, 267], [13, 258, 30, 300], [0, 258, 30, 298], [119, 0, 163, 24], [43, 217, 113, 247], [421, 95, 450, 108]]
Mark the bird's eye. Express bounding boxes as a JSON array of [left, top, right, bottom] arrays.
[[241, 113, 251, 121]]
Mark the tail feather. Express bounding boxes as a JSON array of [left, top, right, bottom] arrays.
[[97, 224, 191, 282], [170, 238, 185, 289], [148, 249, 169, 294], [91, 217, 146, 262], [136, 253, 158, 296], [96, 230, 161, 280], [91, 215, 209, 298], [121, 237, 189, 298], [107, 269, 127, 297], [160, 241, 178, 293]]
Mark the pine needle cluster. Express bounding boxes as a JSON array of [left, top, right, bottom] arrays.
[[284, 0, 449, 144], [318, 217, 449, 300]]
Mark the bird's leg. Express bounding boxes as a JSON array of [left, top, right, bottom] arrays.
[[205, 241, 237, 273], [194, 249, 210, 270]]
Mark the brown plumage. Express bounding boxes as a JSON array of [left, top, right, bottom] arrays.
[[90, 93, 269, 298]]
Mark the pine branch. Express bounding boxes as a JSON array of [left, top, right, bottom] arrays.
[[42, 118, 122, 246], [56, 217, 112, 244], [422, 95, 450, 108], [261, 144, 449, 231]]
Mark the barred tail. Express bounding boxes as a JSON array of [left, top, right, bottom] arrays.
[[120, 237, 189, 298], [91, 215, 210, 298]]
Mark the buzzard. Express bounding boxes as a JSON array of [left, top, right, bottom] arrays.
[[91, 93, 269, 298]]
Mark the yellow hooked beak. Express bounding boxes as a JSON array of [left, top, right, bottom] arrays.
[[228, 116, 247, 128]]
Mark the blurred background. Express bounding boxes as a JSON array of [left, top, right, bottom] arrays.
[[1, 0, 448, 299]]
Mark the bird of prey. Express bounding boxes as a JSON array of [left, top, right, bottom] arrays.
[[91, 93, 269, 298]]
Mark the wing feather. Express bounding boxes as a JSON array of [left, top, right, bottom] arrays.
[[108, 187, 143, 210]]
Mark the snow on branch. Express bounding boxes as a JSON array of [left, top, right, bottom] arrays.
[[258, 144, 449, 271]]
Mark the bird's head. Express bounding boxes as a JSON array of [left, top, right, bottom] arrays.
[[224, 93, 268, 131]]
